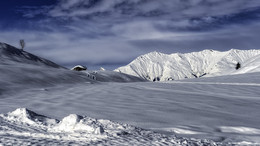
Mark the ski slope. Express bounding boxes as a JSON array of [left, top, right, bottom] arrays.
[[1, 42, 260, 145], [115, 49, 260, 81]]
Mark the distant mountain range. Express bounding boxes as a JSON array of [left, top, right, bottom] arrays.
[[115, 49, 260, 81]]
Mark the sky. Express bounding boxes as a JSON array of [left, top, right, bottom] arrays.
[[1, 0, 260, 69]]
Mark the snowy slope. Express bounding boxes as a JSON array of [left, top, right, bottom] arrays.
[[0, 42, 98, 91], [115, 49, 260, 81], [233, 54, 260, 74], [0, 42, 144, 91], [0, 42, 63, 68]]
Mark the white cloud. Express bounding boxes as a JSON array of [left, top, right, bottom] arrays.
[[3, 0, 260, 69], [0, 30, 143, 67], [45, 0, 260, 20], [2, 21, 260, 68]]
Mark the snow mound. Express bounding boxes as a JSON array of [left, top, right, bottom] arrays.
[[0, 108, 219, 145], [115, 49, 260, 81], [71, 65, 87, 71], [2, 108, 58, 126], [52, 114, 104, 134]]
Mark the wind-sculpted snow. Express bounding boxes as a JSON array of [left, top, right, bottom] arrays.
[[0, 108, 219, 145], [115, 49, 260, 81]]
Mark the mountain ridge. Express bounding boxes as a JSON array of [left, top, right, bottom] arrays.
[[115, 49, 260, 81]]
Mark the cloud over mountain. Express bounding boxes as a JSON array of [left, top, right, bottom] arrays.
[[1, 0, 260, 69]]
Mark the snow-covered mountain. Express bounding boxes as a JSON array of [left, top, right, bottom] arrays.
[[115, 49, 260, 81]]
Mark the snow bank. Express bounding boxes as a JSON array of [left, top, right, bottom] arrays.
[[3, 108, 58, 126], [115, 49, 260, 81], [52, 114, 105, 134], [0, 108, 219, 145]]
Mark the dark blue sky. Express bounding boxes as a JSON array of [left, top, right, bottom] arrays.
[[1, 0, 260, 69], [0, 0, 54, 19], [0, 0, 55, 29]]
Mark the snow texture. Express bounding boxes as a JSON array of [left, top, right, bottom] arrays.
[[0, 108, 219, 145], [115, 49, 260, 81], [1, 42, 260, 145]]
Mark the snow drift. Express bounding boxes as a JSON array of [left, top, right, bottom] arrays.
[[0, 108, 219, 145], [115, 49, 260, 81]]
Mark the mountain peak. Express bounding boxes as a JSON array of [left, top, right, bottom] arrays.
[[143, 51, 165, 57]]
